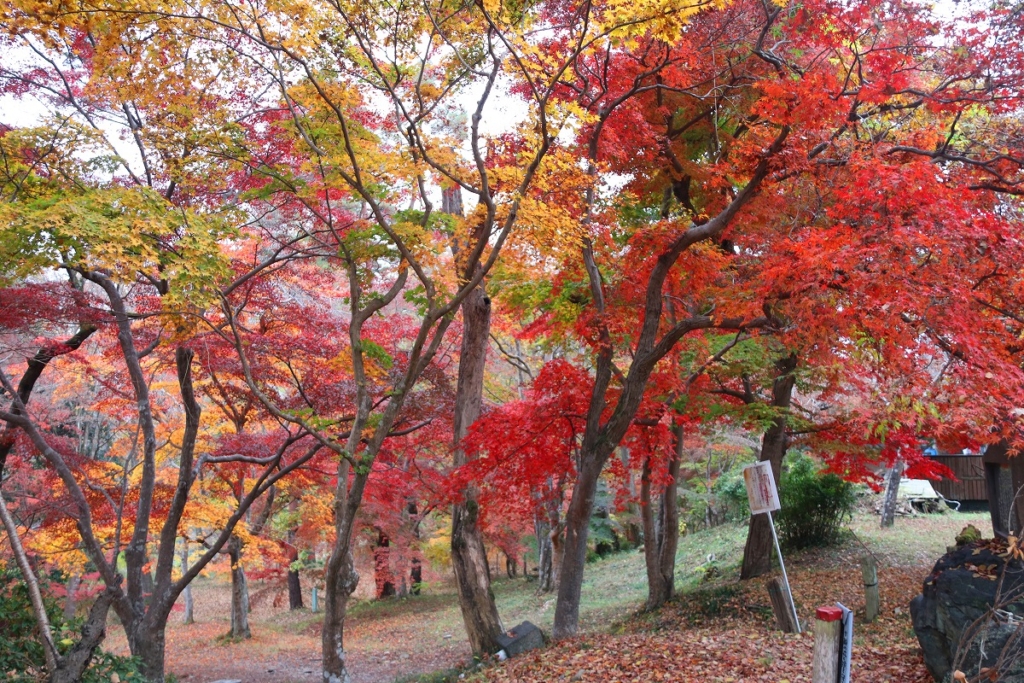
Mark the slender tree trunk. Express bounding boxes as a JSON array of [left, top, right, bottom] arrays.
[[3, 502, 114, 683], [740, 356, 797, 580], [549, 522, 564, 586], [642, 422, 683, 611], [619, 447, 643, 548], [881, 458, 905, 528], [535, 510, 553, 592], [322, 518, 360, 683], [287, 499, 303, 609], [407, 501, 422, 596], [374, 530, 396, 599], [448, 185, 504, 656], [542, 477, 565, 594], [410, 558, 422, 596], [226, 483, 274, 638], [227, 535, 251, 639], [287, 547, 303, 610], [64, 574, 80, 622], [180, 540, 194, 625], [288, 565, 304, 609]]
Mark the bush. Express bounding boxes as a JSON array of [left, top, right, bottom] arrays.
[[713, 469, 751, 521], [775, 454, 855, 549], [0, 567, 45, 680], [680, 463, 753, 531], [0, 565, 145, 683]]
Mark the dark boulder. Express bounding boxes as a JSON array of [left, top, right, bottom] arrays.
[[497, 621, 546, 658], [910, 540, 1024, 681]]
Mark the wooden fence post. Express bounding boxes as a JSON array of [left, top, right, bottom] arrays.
[[812, 606, 842, 683], [861, 555, 879, 622], [767, 577, 800, 633]]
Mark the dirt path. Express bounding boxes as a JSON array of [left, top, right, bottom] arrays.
[[108, 585, 475, 683]]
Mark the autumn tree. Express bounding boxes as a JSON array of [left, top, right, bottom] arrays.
[[483, 0, 1024, 634], [0, 35, 327, 681]]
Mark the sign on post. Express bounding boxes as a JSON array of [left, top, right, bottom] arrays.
[[743, 461, 781, 514], [743, 461, 799, 633]]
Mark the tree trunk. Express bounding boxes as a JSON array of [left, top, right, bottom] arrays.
[[881, 458, 904, 528], [288, 566, 303, 609], [448, 185, 504, 656], [322, 542, 359, 683], [405, 500, 422, 596], [49, 589, 115, 683], [451, 499, 503, 655], [180, 540, 194, 625], [535, 510, 553, 592], [286, 499, 304, 609], [410, 558, 422, 596], [552, 456, 604, 638], [374, 530, 396, 599], [287, 544, 303, 610], [740, 356, 797, 580], [64, 574, 80, 622], [548, 524, 563, 589], [619, 447, 643, 548], [642, 422, 683, 611], [227, 536, 251, 639], [129, 624, 167, 683], [540, 477, 564, 594]]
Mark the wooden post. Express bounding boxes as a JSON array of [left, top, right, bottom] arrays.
[[861, 555, 879, 623], [767, 577, 800, 633], [311, 586, 319, 613], [813, 606, 842, 683], [766, 510, 801, 633]]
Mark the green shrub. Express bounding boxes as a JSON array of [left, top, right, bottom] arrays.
[[713, 469, 751, 521], [680, 465, 753, 531], [0, 567, 45, 680], [0, 566, 145, 682], [775, 454, 854, 549]]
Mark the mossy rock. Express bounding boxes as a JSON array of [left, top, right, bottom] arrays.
[[955, 524, 982, 546]]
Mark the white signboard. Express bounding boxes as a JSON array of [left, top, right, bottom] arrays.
[[743, 461, 781, 515]]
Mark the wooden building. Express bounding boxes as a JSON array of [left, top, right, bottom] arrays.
[[926, 442, 1024, 539], [927, 453, 988, 502]]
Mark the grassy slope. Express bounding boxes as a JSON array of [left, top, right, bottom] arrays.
[[462, 510, 990, 683]]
